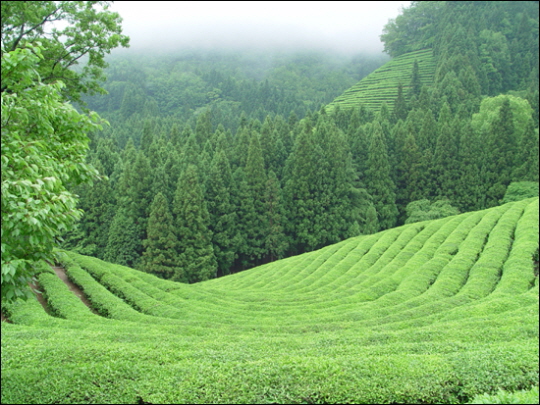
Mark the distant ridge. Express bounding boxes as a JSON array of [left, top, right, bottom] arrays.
[[325, 48, 435, 114]]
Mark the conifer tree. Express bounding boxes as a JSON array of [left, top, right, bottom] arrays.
[[514, 118, 539, 182], [348, 124, 369, 188], [283, 123, 322, 253], [130, 151, 153, 250], [265, 171, 288, 262], [364, 204, 379, 234], [481, 98, 517, 206], [142, 192, 179, 279], [259, 116, 276, 170], [104, 205, 140, 267], [244, 133, 269, 264], [432, 121, 460, 202], [140, 119, 155, 153], [108, 143, 143, 266], [231, 167, 254, 269], [79, 159, 116, 258], [180, 133, 202, 172], [365, 121, 398, 230], [195, 110, 212, 146], [393, 83, 408, 123], [169, 123, 182, 147], [396, 132, 423, 223], [409, 59, 422, 98], [173, 165, 217, 283], [232, 126, 251, 169], [417, 109, 437, 152], [455, 122, 483, 211], [206, 150, 237, 276]]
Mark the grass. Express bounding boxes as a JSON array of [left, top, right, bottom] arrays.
[[1, 198, 538, 404]]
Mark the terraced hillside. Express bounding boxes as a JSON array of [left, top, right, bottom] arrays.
[[325, 48, 436, 114], [1, 198, 539, 404]]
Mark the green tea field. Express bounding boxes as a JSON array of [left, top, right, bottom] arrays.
[[1, 198, 538, 404], [325, 48, 436, 114]]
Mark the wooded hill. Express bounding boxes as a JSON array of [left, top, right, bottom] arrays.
[[60, 1, 539, 282]]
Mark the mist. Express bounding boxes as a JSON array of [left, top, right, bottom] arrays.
[[110, 1, 411, 55]]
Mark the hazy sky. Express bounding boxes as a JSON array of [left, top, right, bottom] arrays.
[[109, 1, 411, 54]]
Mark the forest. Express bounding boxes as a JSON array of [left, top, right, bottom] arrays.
[[60, 1, 539, 283], [2, 1, 539, 404]]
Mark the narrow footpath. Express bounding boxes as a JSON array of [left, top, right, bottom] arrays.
[[2, 265, 99, 322], [50, 265, 100, 315]]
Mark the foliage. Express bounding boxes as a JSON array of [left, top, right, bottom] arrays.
[[405, 198, 460, 224], [1, 0, 128, 301], [502, 182, 539, 204], [468, 386, 539, 404], [1, 1, 129, 103], [1, 43, 102, 301], [471, 95, 533, 143]]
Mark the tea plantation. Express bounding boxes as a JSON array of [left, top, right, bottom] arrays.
[[325, 48, 435, 114], [1, 198, 538, 404]]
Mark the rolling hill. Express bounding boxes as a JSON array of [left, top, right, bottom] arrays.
[[1, 198, 538, 404], [325, 48, 436, 114]]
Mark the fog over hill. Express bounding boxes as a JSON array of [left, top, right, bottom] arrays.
[[110, 1, 411, 54]]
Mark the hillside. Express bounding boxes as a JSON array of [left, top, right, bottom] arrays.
[[325, 48, 436, 114], [2, 198, 538, 404]]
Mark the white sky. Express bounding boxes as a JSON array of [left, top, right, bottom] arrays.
[[109, 1, 411, 54]]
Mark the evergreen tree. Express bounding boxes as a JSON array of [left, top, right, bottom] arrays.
[[432, 121, 460, 202], [130, 151, 153, 250], [315, 116, 360, 245], [142, 192, 179, 279], [364, 204, 379, 234], [232, 126, 251, 169], [365, 121, 398, 230], [514, 118, 539, 182], [104, 205, 140, 267], [409, 59, 422, 98], [454, 122, 483, 212], [283, 123, 323, 253], [348, 124, 369, 188], [393, 83, 408, 123], [244, 133, 269, 264], [173, 165, 217, 283], [231, 167, 254, 270], [417, 110, 437, 153], [481, 98, 517, 206], [140, 118, 155, 153], [206, 150, 237, 276], [396, 132, 423, 223], [195, 110, 212, 146], [265, 171, 288, 262]]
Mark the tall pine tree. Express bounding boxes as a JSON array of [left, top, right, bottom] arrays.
[[365, 121, 398, 230], [142, 192, 179, 279], [173, 165, 217, 283]]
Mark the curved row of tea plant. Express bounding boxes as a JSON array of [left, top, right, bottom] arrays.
[[325, 48, 436, 114], [1, 198, 538, 404]]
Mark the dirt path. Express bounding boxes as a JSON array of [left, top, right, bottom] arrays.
[[2, 266, 99, 322], [51, 266, 99, 315], [29, 279, 51, 315]]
